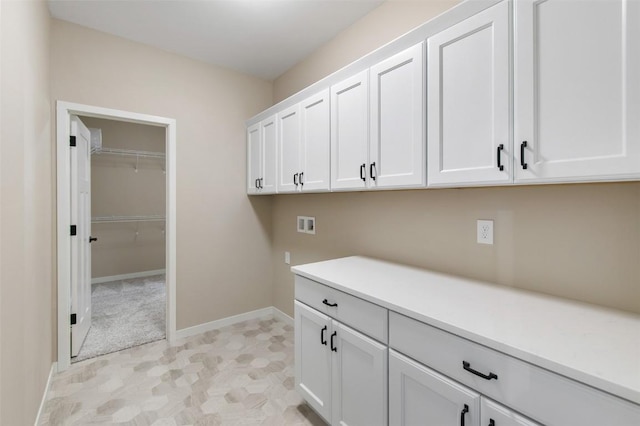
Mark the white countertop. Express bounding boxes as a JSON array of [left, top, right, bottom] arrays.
[[291, 256, 640, 405]]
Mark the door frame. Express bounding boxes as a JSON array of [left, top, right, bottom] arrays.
[[56, 101, 177, 371]]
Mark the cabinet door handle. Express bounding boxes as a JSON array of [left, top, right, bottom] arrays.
[[293, 173, 299, 186], [489, 420, 495, 426], [260, 178, 264, 188], [497, 144, 504, 171], [370, 162, 376, 181], [89, 236, 98, 243], [322, 299, 338, 307], [330, 331, 337, 352], [360, 163, 366, 182], [255, 178, 259, 189], [461, 404, 469, 426], [320, 325, 327, 345], [299, 172, 304, 186], [520, 141, 528, 169], [463, 361, 498, 380]]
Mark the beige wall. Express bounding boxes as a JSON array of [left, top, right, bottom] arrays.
[[273, 0, 461, 102], [0, 1, 53, 424], [81, 117, 166, 278], [270, 0, 640, 317], [51, 20, 274, 330]]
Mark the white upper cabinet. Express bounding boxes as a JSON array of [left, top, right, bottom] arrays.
[[370, 44, 425, 189], [300, 90, 330, 192], [514, 0, 640, 182], [427, 1, 510, 187], [277, 104, 301, 193], [247, 116, 277, 194], [331, 70, 369, 191]]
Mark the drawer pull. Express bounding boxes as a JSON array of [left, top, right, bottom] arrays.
[[320, 325, 327, 345], [461, 404, 469, 426], [463, 361, 498, 380], [330, 331, 337, 352], [489, 420, 495, 426], [322, 299, 338, 307]]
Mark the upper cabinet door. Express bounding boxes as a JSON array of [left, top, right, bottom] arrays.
[[427, 1, 510, 187], [515, 0, 640, 182], [277, 104, 302, 193], [247, 122, 261, 194], [261, 115, 278, 194], [331, 70, 369, 191], [370, 43, 426, 189], [300, 90, 330, 192]]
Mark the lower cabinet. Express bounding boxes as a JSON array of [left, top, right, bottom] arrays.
[[481, 398, 541, 426], [389, 350, 480, 426], [294, 300, 387, 426]]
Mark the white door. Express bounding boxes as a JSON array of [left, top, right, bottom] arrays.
[[70, 116, 92, 357], [370, 43, 425, 189], [278, 105, 302, 193], [331, 322, 387, 426], [300, 89, 330, 192], [389, 350, 480, 426], [331, 70, 369, 190], [514, 0, 640, 182], [247, 122, 261, 194], [261, 115, 278, 194], [427, 1, 510, 187], [481, 398, 542, 426], [294, 301, 332, 423]]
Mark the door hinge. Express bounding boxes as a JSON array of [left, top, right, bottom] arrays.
[[70, 225, 77, 236], [70, 135, 76, 147], [70, 313, 77, 325]]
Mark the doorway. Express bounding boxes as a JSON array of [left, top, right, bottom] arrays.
[[73, 116, 167, 362], [56, 101, 176, 372]]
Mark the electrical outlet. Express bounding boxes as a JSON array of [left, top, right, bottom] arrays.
[[284, 251, 291, 265], [477, 220, 494, 245], [297, 216, 306, 233], [306, 217, 316, 234]]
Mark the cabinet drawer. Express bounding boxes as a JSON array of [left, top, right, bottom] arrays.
[[295, 275, 387, 343], [389, 312, 640, 426]]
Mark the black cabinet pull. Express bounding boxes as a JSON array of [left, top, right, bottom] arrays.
[[520, 141, 528, 169], [255, 178, 259, 188], [322, 299, 338, 307], [260, 178, 264, 188], [293, 172, 299, 186], [320, 325, 327, 345], [497, 144, 504, 171], [463, 361, 498, 380], [489, 420, 495, 426], [360, 163, 366, 182], [370, 162, 376, 181], [299, 172, 304, 186], [330, 331, 337, 352], [461, 404, 469, 426], [89, 236, 98, 243]]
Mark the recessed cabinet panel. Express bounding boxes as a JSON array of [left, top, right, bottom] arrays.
[[261, 117, 277, 193], [301, 90, 330, 192], [331, 70, 369, 190], [294, 301, 332, 423], [515, 0, 640, 181], [278, 105, 301, 193], [370, 43, 425, 188], [332, 323, 387, 426], [427, 0, 510, 186], [247, 123, 261, 194], [389, 350, 480, 426]]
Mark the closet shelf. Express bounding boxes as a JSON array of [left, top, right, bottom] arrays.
[[92, 147, 165, 159], [92, 215, 166, 224]]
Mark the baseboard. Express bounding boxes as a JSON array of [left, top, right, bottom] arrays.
[[91, 269, 166, 285], [175, 307, 274, 339], [272, 306, 294, 326], [34, 362, 57, 426]]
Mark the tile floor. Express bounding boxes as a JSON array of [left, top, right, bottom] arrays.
[[39, 317, 325, 425]]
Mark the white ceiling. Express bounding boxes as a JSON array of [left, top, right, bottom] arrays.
[[48, 0, 385, 80]]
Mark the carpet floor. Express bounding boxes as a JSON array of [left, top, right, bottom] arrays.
[[73, 274, 166, 363]]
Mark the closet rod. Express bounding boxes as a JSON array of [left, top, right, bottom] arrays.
[[92, 147, 166, 159], [92, 215, 166, 224]]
